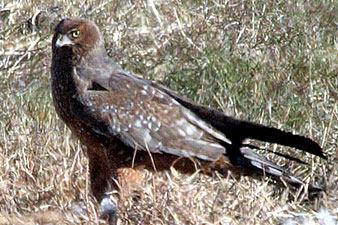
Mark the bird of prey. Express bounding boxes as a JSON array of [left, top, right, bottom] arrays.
[[51, 18, 325, 217]]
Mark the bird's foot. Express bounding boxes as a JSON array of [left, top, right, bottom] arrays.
[[99, 196, 118, 225]]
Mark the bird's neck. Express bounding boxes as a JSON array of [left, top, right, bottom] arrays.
[[78, 44, 108, 63], [51, 47, 78, 97], [75, 45, 122, 82]]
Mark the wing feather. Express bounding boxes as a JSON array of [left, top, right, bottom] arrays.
[[77, 72, 229, 161]]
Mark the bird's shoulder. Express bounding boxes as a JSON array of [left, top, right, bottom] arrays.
[[75, 66, 229, 150], [75, 67, 177, 111]]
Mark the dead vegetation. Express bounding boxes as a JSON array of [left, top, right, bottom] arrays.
[[0, 0, 337, 224]]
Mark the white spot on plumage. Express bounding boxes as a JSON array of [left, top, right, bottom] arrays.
[[153, 120, 161, 132], [178, 129, 186, 136], [121, 125, 129, 132], [288, 175, 302, 183], [143, 131, 152, 143], [195, 153, 214, 161], [153, 126, 160, 132], [176, 118, 186, 126], [111, 125, 116, 132], [184, 110, 231, 144], [171, 98, 180, 105], [251, 161, 262, 169], [267, 167, 282, 176], [144, 103, 151, 109], [185, 124, 198, 136], [118, 112, 126, 119], [115, 125, 121, 133], [134, 120, 142, 128]]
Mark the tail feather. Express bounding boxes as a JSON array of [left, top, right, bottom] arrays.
[[194, 107, 325, 159], [164, 90, 325, 159], [228, 146, 323, 192], [152, 81, 325, 191], [236, 120, 325, 159], [242, 143, 307, 164]]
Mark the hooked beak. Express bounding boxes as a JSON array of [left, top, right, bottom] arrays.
[[55, 34, 74, 48]]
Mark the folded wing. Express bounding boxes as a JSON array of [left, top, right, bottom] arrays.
[[76, 72, 230, 161]]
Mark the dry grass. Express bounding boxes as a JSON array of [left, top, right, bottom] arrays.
[[1, 0, 337, 224]]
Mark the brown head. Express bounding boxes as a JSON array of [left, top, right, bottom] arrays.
[[52, 18, 104, 55]]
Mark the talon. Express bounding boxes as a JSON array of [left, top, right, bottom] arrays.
[[100, 197, 117, 224]]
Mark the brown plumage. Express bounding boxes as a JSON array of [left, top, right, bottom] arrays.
[[51, 18, 325, 216]]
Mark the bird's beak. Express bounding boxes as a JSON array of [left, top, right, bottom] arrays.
[[55, 34, 74, 48]]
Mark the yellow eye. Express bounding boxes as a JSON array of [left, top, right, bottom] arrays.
[[70, 30, 80, 38]]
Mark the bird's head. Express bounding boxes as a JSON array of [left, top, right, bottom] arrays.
[[52, 18, 104, 55]]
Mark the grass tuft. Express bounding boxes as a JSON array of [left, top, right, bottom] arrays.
[[1, 0, 337, 224]]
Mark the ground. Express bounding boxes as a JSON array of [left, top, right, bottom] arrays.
[[0, 0, 337, 224]]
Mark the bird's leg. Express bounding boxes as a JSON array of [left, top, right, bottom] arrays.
[[99, 196, 118, 225], [87, 151, 112, 202], [87, 141, 144, 223], [99, 167, 143, 224], [85, 145, 119, 223]]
